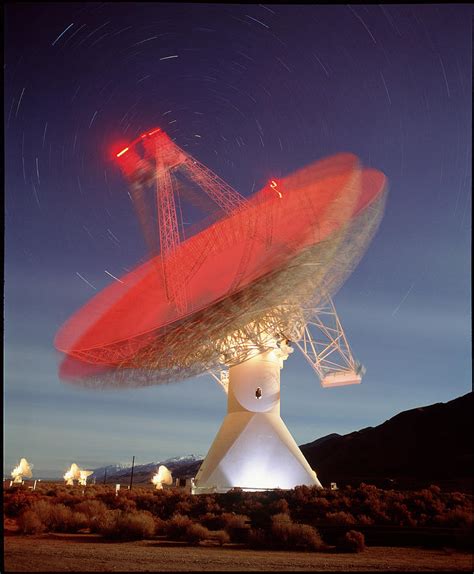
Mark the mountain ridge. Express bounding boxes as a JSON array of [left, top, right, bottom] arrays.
[[87, 393, 471, 491]]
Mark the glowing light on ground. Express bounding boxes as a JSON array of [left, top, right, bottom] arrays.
[[151, 465, 173, 489], [64, 463, 93, 485], [11, 458, 33, 483]]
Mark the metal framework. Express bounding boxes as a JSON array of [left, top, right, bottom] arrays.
[[296, 298, 365, 387], [207, 368, 229, 394], [208, 296, 364, 393], [57, 134, 386, 390], [116, 129, 248, 315]]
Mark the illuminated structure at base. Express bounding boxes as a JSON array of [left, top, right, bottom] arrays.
[[194, 345, 321, 493], [55, 128, 387, 494]]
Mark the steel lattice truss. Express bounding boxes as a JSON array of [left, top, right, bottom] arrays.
[[209, 297, 364, 393], [116, 129, 248, 315], [56, 130, 387, 390], [296, 298, 365, 387]]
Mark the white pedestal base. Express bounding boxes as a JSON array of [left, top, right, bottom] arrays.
[[193, 349, 322, 493]]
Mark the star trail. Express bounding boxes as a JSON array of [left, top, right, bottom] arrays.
[[4, 4, 471, 477]]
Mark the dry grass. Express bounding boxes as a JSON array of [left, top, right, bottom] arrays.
[[4, 535, 473, 572]]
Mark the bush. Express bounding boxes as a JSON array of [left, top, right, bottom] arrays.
[[29, 500, 53, 525], [98, 510, 155, 540], [4, 490, 35, 517], [356, 514, 374, 526], [185, 523, 211, 545], [271, 518, 323, 551], [74, 499, 108, 532], [435, 508, 473, 528], [248, 528, 267, 548], [200, 512, 221, 530], [269, 498, 290, 516], [49, 504, 87, 532], [18, 510, 45, 534], [326, 511, 356, 526], [295, 523, 325, 551], [75, 499, 108, 519], [165, 513, 193, 540], [221, 512, 249, 529], [221, 513, 250, 542], [336, 530, 365, 553], [248, 514, 324, 551], [118, 511, 155, 540], [213, 529, 230, 546], [24, 501, 87, 533], [153, 515, 167, 535]]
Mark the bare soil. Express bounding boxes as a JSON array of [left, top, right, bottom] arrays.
[[4, 533, 473, 572]]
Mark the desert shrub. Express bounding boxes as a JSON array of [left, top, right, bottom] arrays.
[[156, 492, 192, 520], [29, 500, 54, 525], [69, 511, 88, 532], [312, 497, 330, 512], [271, 515, 323, 551], [248, 528, 267, 548], [49, 504, 73, 532], [185, 523, 211, 545], [98, 510, 155, 540], [95, 490, 120, 509], [269, 498, 290, 516], [133, 493, 155, 512], [295, 523, 325, 551], [221, 512, 249, 529], [54, 492, 84, 507], [325, 511, 356, 526], [213, 529, 230, 546], [390, 502, 417, 527], [429, 485, 441, 495], [74, 499, 108, 532], [152, 515, 166, 535], [243, 500, 270, 529], [94, 509, 117, 535], [74, 499, 108, 521], [336, 530, 365, 553], [356, 514, 374, 526], [175, 500, 193, 515], [199, 512, 217, 530], [165, 513, 193, 540], [193, 495, 221, 517], [4, 490, 35, 517], [49, 504, 87, 532], [113, 496, 137, 513], [225, 487, 244, 506], [117, 511, 155, 540], [221, 513, 250, 542], [18, 510, 45, 534], [258, 513, 325, 552], [434, 508, 473, 528], [26, 500, 87, 533]]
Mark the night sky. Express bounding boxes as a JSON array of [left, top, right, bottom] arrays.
[[4, 3, 471, 478]]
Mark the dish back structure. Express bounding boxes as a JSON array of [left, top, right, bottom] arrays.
[[55, 128, 386, 492]]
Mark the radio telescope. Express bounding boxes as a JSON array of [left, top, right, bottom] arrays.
[[55, 128, 386, 493]]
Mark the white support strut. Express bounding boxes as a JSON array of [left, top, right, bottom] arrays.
[[295, 297, 365, 388]]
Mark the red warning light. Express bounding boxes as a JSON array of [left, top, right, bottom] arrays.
[[116, 147, 129, 158], [269, 179, 282, 198]]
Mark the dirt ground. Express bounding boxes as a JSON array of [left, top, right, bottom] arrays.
[[4, 534, 473, 572]]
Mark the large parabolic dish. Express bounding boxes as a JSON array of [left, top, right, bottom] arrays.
[[55, 130, 386, 389]]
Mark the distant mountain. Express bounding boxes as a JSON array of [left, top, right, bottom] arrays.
[[300, 392, 472, 491], [90, 455, 203, 484], [90, 393, 472, 491]]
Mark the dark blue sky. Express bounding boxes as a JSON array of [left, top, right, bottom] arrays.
[[4, 3, 471, 478]]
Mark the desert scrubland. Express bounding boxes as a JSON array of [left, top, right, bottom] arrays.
[[3, 482, 473, 572]]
